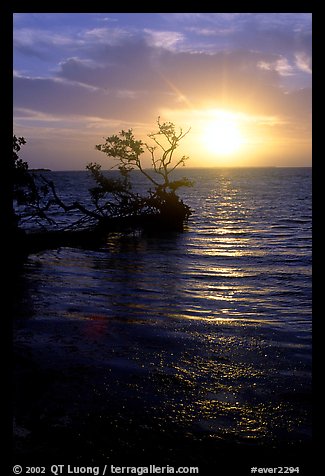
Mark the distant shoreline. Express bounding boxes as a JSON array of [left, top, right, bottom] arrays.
[[34, 166, 312, 173], [30, 168, 52, 172]]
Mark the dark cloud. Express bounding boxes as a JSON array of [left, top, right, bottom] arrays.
[[13, 75, 177, 122], [14, 39, 312, 125], [58, 39, 165, 91], [53, 42, 310, 120]]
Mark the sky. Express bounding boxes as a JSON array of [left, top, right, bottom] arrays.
[[13, 13, 312, 170]]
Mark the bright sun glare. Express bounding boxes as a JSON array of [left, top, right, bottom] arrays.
[[201, 112, 245, 156]]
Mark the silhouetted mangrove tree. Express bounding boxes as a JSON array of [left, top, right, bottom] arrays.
[[11, 119, 193, 253]]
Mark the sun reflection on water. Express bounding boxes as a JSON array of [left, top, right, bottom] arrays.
[[14, 168, 312, 453]]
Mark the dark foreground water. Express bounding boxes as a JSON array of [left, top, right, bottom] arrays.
[[13, 168, 312, 472]]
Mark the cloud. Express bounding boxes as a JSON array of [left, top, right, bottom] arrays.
[[14, 28, 84, 59], [186, 26, 238, 37], [13, 22, 138, 67], [57, 43, 165, 92], [258, 57, 294, 77], [295, 52, 312, 73], [15, 39, 311, 125], [96, 16, 118, 23], [82, 27, 132, 44], [13, 73, 177, 124], [13, 13, 312, 168], [144, 29, 185, 50]]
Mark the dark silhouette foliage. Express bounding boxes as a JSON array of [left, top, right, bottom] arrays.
[[11, 119, 193, 250], [13, 136, 50, 225], [12, 136, 59, 229], [91, 117, 193, 228]]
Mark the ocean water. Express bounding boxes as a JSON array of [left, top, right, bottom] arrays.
[[13, 167, 312, 465]]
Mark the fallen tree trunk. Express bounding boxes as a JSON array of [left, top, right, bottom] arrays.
[[15, 213, 187, 255]]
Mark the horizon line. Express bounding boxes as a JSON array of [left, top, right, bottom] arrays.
[[32, 165, 312, 172]]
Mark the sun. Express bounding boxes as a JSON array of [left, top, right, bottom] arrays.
[[201, 113, 244, 156]]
